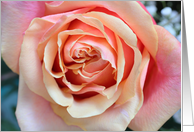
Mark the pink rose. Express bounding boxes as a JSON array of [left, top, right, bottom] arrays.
[[1, 1, 181, 131]]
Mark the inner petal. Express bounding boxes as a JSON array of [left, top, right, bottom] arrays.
[[78, 35, 117, 69], [65, 63, 116, 88]]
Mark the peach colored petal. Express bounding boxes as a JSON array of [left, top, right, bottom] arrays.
[[58, 29, 104, 64], [43, 7, 94, 22], [50, 80, 143, 131], [114, 34, 125, 84], [45, 1, 158, 58], [128, 25, 181, 131], [19, 19, 55, 103], [69, 19, 117, 53], [1, 1, 45, 73], [37, 15, 70, 61], [16, 74, 82, 131], [137, 1, 156, 25], [83, 58, 108, 73], [64, 84, 106, 96], [62, 73, 87, 92], [84, 11, 141, 104], [139, 48, 150, 89], [78, 36, 117, 69], [39, 13, 107, 63], [66, 86, 122, 118], [44, 34, 64, 78], [45, 2, 95, 15], [100, 34, 125, 99], [67, 14, 115, 51], [84, 63, 116, 87], [64, 63, 116, 89], [68, 19, 104, 37], [77, 68, 100, 79], [63, 34, 89, 64], [42, 63, 73, 107]]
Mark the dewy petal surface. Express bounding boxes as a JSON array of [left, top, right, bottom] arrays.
[[128, 25, 181, 131], [1, 1, 45, 73]]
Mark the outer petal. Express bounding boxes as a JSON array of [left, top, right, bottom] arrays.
[[128, 25, 181, 131], [1, 1, 45, 73], [50, 82, 143, 131], [137, 1, 156, 25], [15, 74, 82, 131]]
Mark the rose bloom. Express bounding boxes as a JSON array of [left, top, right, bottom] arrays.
[[1, 1, 181, 131]]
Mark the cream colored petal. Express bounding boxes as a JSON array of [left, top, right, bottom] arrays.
[[42, 63, 73, 107], [99, 34, 126, 100], [37, 15, 70, 61], [50, 81, 143, 131], [43, 34, 64, 78], [114, 34, 125, 85], [19, 18, 56, 103], [139, 48, 150, 89], [66, 86, 122, 118], [62, 75, 87, 92], [116, 46, 141, 105], [65, 84, 106, 96]]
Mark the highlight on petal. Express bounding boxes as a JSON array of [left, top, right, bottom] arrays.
[[1, 1, 46, 73], [128, 25, 181, 131]]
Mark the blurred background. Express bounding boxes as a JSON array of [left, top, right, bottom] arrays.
[[1, 1, 181, 131]]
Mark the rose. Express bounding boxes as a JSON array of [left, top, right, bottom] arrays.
[[1, 1, 181, 131]]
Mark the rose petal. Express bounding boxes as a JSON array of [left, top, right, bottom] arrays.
[[15, 74, 82, 131], [43, 7, 94, 23], [78, 36, 117, 69], [128, 25, 181, 131], [1, 1, 45, 73], [42, 63, 73, 107], [44, 34, 64, 78], [137, 1, 157, 25], [68, 19, 104, 37], [66, 86, 122, 118], [64, 63, 116, 90], [19, 18, 56, 103], [50, 78, 143, 131], [84, 11, 142, 104], [65, 84, 106, 96], [45, 1, 158, 59]]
